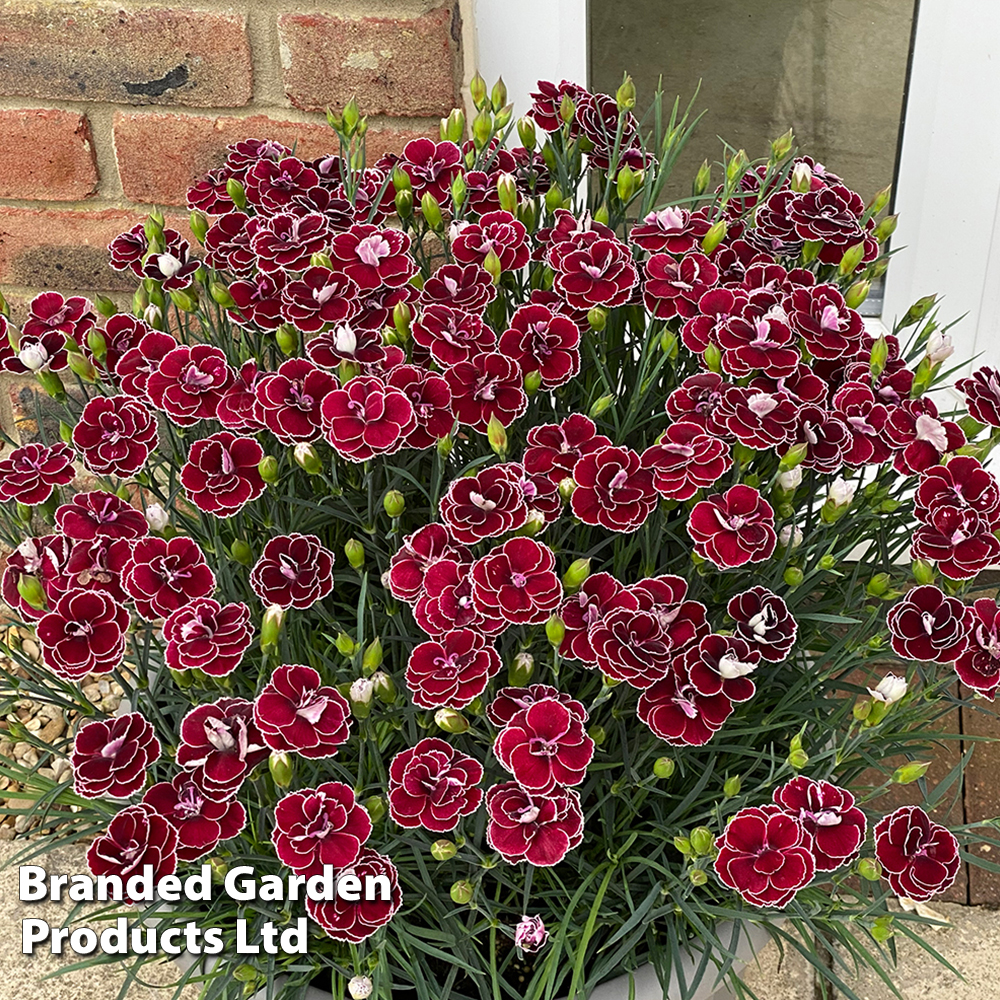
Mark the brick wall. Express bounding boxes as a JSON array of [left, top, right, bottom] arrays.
[[0, 0, 466, 304]]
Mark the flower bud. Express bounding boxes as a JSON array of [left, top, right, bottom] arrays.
[[558, 477, 576, 502], [345, 538, 365, 569], [275, 324, 298, 355], [791, 160, 813, 193], [616, 164, 637, 204], [348, 975, 374, 1000], [869, 673, 907, 705], [395, 189, 413, 218], [901, 294, 936, 327], [437, 434, 454, 459], [421, 192, 444, 231], [336, 632, 359, 657], [874, 213, 898, 243], [497, 172, 518, 214], [258, 455, 279, 484], [392, 164, 412, 193], [482, 248, 502, 284], [66, 350, 97, 382], [36, 368, 66, 400], [292, 442, 323, 475], [435, 708, 470, 734], [383, 489, 405, 518], [362, 637, 383, 674], [845, 280, 871, 310], [350, 677, 374, 718], [660, 329, 678, 357], [801, 239, 822, 264], [780, 529, 804, 554], [912, 559, 935, 586], [559, 93, 575, 124], [787, 748, 809, 770], [616, 73, 636, 110], [517, 115, 537, 151], [226, 177, 247, 210], [777, 467, 803, 492], [689, 827, 714, 856], [838, 242, 866, 276], [588, 393, 615, 419], [689, 868, 709, 886], [723, 775, 742, 797], [653, 757, 675, 779], [469, 71, 488, 109], [16, 574, 46, 611], [209, 281, 237, 309], [857, 857, 882, 881], [233, 964, 258, 984], [364, 795, 386, 823], [544, 183, 565, 213], [260, 604, 285, 651], [703, 342, 723, 374], [587, 724, 606, 746], [486, 413, 508, 458], [866, 573, 890, 597], [700, 220, 727, 254], [594, 204, 610, 226], [372, 670, 396, 704], [524, 369, 543, 396], [443, 108, 465, 143], [867, 185, 892, 217], [189, 210, 209, 244], [431, 839, 457, 861], [450, 880, 474, 905], [925, 329, 954, 366], [778, 443, 808, 472], [817, 554, 836, 571], [562, 557, 591, 593], [892, 760, 930, 785], [693, 160, 711, 197], [545, 615, 566, 647], [450, 171, 467, 210], [770, 129, 794, 162], [508, 651, 534, 686], [587, 306, 608, 332], [472, 108, 493, 150], [673, 836, 693, 856], [853, 699, 872, 721], [268, 751, 293, 789], [86, 329, 108, 363], [726, 149, 748, 187], [230, 539, 253, 566]]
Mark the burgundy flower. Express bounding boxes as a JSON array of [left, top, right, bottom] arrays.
[[874, 806, 961, 901], [445, 353, 527, 434], [385, 523, 470, 603], [494, 698, 594, 794], [784, 284, 865, 360], [665, 372, 731, 436], [320, 374, 416, 462], [713, 804, 816, 907], [727, 587, 797, 662], [885, 399, 965, 475], [144, 244, 199, 291], [781, 405, 850, 474], [385, 364, 454, 450], [558, 573, 635, 665], [643, 252, 718, 321], [524, 415, 612, 484], [329, 224, 415, 290], [440, 463, 528, 544], [123, 536, 216, 621], [254, 663, 352, 758], [687, 485, 776, 569], [163, 598, 253, 677], [227, 272, 287, 331], [272, 781, 372, 875], [570, 446, 657, 533], [498, 304, 580, 388], [631, 206, 712, 255], [411, 303, 497, 367], [469, 538, 563, 626], [957, 367, 1000, 427], [787, 184, 875, 266], [915, 456, 1000, 527], [954, 598, 1000, 698], [485, 782, 584, 866], [204, 212, 257, 275], [176, 697, 269, 799], [831, 381, 892, 466], [307, 323, 387, 369], [147, 344, 235, 427], [716, 387, 796, 448], [529, 79, 588, 132], [912, 503, 1000, 580], [1, 535, 71, 621], [641, 422, 733, 502], [0, 442, 75, 505], [421, 263, 496, 312], [186, 165, 234, 215], [251, 212, 331, 273], [678, 634, 759, 703], [72, 396, 158, 478], [280, 267, 359, 332], [227, 137, 291, 172], [306, 848, 402, 942], [216, 360, 265, 432], [143, 775, 246, 862], [87, 804, 178, 904], [250, 533, 335, 610], [0, 325, 69, 374], [399, 137, 462, 202], [254, 358, 338, 445], [487, 685, 588, 727], [36, 588, 129, 680], [452, 211, 530, 273], [85, 314, 150, 378], [72, 713, 160, 799], [22, 291, 95, 344], [108, 224, 150, 276], [388, 738, 483, 833], [773, 777, 867, 871], [63, 535, 131, 604], [55, 491, 148, 541], [406, 629, 502, 709], [115, 330, 178, 401], [180, 432, 265, 518], [576, 92, 639, 168], [412, 559, 505, 638], [353, 283, 419, 332], [550, 233, 638, 310], [887, 585, 973, 662], [716, 300, 800, 378], [244, 155, 320, 212]]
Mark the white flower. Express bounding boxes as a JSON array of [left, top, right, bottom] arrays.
[[869, 673, 907, 704], [348, 976, 374, 999], [333, 323, 358, 356], [155, 252, 184, 279], [18, 343, 48, 371], [144, 503, 169, 531], [791, 161, 813, 191], [827, 476, 857, 508], [718, 651, 758, 680], [350, 678, 374, 705], [778, 467, 803, 491], [779, 525, 803, 549], [925, 330, 954, 365]]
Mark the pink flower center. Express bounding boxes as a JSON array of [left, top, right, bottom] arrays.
[[296, 693, 329, 725], [511, 572, 528, 587], [101, 735, 127, 758], [182, 364, 216, 389], [528, 737, 560, 756], [356, 235, 391, 268], [175, 783, 205, 819], [672, 685, 699, 719]]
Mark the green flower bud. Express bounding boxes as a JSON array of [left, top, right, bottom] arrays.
[[226, 178, 247, 210], [912, 558, 935, 586], [336, 632, 359, 657], [559, 93, 575, 124], [233, 964, 258, 984], [892, 760, 930, 785], [783, 567, 804, 587], [431, 839, 458, 861], [653, 757, 675, 779], [616, 73, 636, 110], [660, 329, 678, 357], [874, 213, 898, 243], [616, 164, 637, 204], [594, 203, 610, 226], [487, 413, 508, 458], [801, 239, 823, 264], [189, 210, 209, 244], [787, 748, 809, 771], [442, 108, 465, 143], [867, 185, 892, 217], [450, 171, 467, 210], [673, 836, 693, 856], [437, 434, 454, 459], [558, 477, 576, 502], [470, 71, 488, 109], [350, 678, 374, 718], [495, 103, 513, 132], [853, 698, 872, 721], [209, 281, 237, 309], [901, 294, 936, 328], [845, 280, 871, 310], [472, 108, 493, 149], [701, 220, 727, 254], [344, 538, 365, 570], [86, 329, 108, 363], [517, 115, 537, 151], [857, 857, 882, 881], [482, 248, 502, 284], [59, 420, 74, 445], [723, 776, 742, 797], [435, 708, 470, 734], [208, 857, 229, 883], [778, 442, 808, 471], [258, 455, 279, 484], [693, 160, 711, 197], [726, 149, 748, 187], [818, 554, 836, 571], [544, 183, 564, 214], [230, 539, 253, 566], [497, 172, 518, 214], [838, 242, 866, 276], [588, 725, 606, 746], [421, 192, 444, 231], [383, 489, 405, 518], [66, 350, 97, 382], [508, 651, 534, 686], [588, 393, 615, 419], [562, 557, 591, 593], [372, 670, 396, 704], [703, 342, 723, 374], [690, 827, 714, 856], [866, 573, 890, 597], [275, 324, 299, 355], [587, 306, 608, 331], [450, 879, 474, 905], [292, 442, 323, 475], [364, 795, 386, 823], [770, 129, 794, 162], [169, 667, 194, 689], [524, 369, 543, 396], [689, 868, 709, 887], [16, 574, 47, 610], [395, 189, 413, 218], [269, 751, 293, 789], [362, 637, 383, 674], [0, 289, 9, 319], [545, 615, 566, 647], [871, 916, 894, 943], [260, 604, 285, 651]]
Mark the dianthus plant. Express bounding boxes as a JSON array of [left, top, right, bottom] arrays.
[[2, 72, 1000, 1000]]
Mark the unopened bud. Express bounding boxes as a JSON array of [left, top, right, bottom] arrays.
[[559, 93, 575, 125], [364, 795, 386, 823], [189, 211, 209, 244], [790, 161, 813, 193], [372, 670, 396, 704], [258, 455, 279, 484], [616, 73, 636, 110], [230, 539, 253, 566], [778, 443, 808, 471], [344, 538, 365, 569], [902, 295, 936, 327], [517, 116, 537, 151], [524, 369, 542, 395], [508, 651, 534, 686], [437, 434, 454, 459], [770, 129, 794, 162], [701, 220, 727, 254], [226, 178, 247, 209], [66, 351, 97, 382], [58, 419, 74, 445], [484, 413, 509, 457], [497, 172, 518, 214], [673, 836, 693, 856], [362, 638, 383, 674], [726, 149, 748, 187], [912, 559, 935, 585], [431, 839, 457, 861], [86, 329, 108, 363], [703, 342, 723, 373], [892, 760, 930, 785], [275, 325, 298, 355], [545, 615, 566, 647], [868, 185, 892, 217], [450, 879, 474, 905], [689, 868, 709, 886], [558, 477, 576, 502], [594, 203, 610, 226], [787, 748, 809, 770], [801, 240, 822, 264], [588, 393, 614, 419], [16, 574, 46, 610], [723, 776, 742, 797], [392, 165, 412, 193], [874, 214, 898, 243], [472, 109, 492, 150], [336, 633, 359, 657], [395, 189, 413, 218], [838, 242, 866, 276], [690, 827, 714, 856], [588, 307, 607, 332], [562, 557, 591, 593], [866, 573, 890, 597], [654, 757, 675, 779], [36, 369, 66, 400], [845, 280, 871, 310], [268, 751, 293, 789], [210, 281, 237, 309], [350, 677, 374, 717], [545, 184, 564, 214], [693, 160, 711, 197], [293, 442, 323, 475], [421, 192, 444, 231], [383, 489, 405, 518], [482, 248, 502, 284], [435, 708, 470, 734], [260, 604, 285, 650], [857, 858, 882, 881], [470, 71, 488, 109], [450, 171, 467, 210], [616, 164, 637, 204]]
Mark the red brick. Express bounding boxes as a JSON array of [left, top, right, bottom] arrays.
[[0, 109, 98, 201], [960, 692, 1000, 904], [0, 3, 252, 107], [113, 111, 436, 205], [278, 5, 462, 117], [0, 207, 190, 292]]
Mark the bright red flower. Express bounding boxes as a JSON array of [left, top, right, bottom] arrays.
[[36, 588, 129, 680], [306, 848, 403, 943], [641, 422, 733, 501], [254, 663, 352, 758], [72, 713, 161, 799], [469, 538, 563, 626], [87, 804, 178, 904], [452, 210, 530, 273], [411, 303, 497, 367], [498, 303, 580, 388], [143, 775, 246, 862], [687, 485, 776, 569], [571, 446, 658, 533], [486, 782, 584, 866], [72, 396, 158, 477], [727, 587, 797, 662], [163, 598, 253, 677], [329, 224, 415, 290], [439, 463, 528, 544], [0, 442, 76, 505], [353, 283, 419, 332], [123, 536, 216, 621], [874, 805, 961, 901], [388, 738, 484, 833], [320, 374, 416, 462], [406, 629, 502, 709], [678, 633, 759, 702], [523, 414, 612, 485], [176, 697, 269, 800], [773, 777, 867, 871], [272, 782, 372, 875], [55, 491, 149, 541], [444, 353, 527, 434], [181, 432, 265, 518], [887, 585, 973, 662], [147, 344, 234, 426], [787, 184, 876, 266], [63, 535, 131, 604], [954, 598, 1000, 698], [250, 533, 335, 609], [713, 804, 816, 907]]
